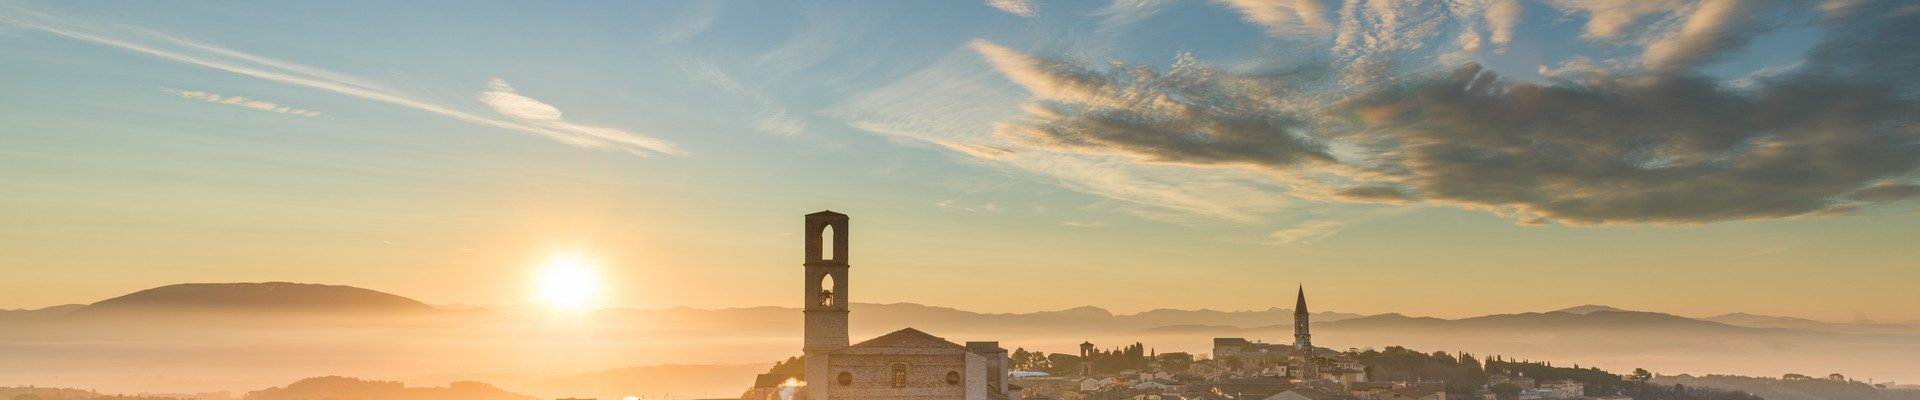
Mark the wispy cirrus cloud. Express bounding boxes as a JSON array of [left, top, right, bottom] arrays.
[[164, 89, 322, 117], [477, 79, 564, 121], [1546, 0, 1686, 40], [1268, 219, 1344, 244], [1096, 0, 1171, 31], [987, 0, 1038, 17], [1, 6, 681, 156], [685, 60, 804, 137], [1217, 0, 1331, 35], [471, 77, 683, 153]]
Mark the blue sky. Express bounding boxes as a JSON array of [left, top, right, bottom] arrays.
[[2, 0, 1917, 321]]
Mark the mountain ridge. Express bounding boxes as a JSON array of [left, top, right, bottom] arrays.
[[21, 283, 1902, 333], [62, 282, 435, 320], [7, 283, 1920, 394]]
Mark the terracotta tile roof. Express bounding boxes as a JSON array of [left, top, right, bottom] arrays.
[[1388, 386, 1445, 399], [848, 327, 965, 349], [1283, 387, 1358, 400]]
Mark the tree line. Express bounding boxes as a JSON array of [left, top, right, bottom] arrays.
[[1010, 343, 1159, 376], [1348, 346, 1760, 400]]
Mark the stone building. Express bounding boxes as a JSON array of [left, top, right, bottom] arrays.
[[797, 211, 1015, 400], [1537, 380, 1582, 399], [1485, 374, 1534, 390], [1211, 337, 1293, 373]]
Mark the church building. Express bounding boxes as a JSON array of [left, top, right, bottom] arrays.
[[797, 211, 1017, 400]]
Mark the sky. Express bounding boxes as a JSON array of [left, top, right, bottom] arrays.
[[1, 0, 1917, 323]]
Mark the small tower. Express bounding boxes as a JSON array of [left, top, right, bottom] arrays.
[[803, 211, 850, 357], [1293, 285, 1311, 350], [1079, 341, 1096, 377]]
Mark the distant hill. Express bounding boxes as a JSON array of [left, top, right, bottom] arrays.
[[1655, 374, 1920, 400], [1705, 312, 1837, 330], [9, 281, 1920, 395], [0, 304, 84, 321], [1, 385, 228, 400], [1310, 313, 1449, 329], [1136, 324, 1244, 334], [1450, 310, 1752, 331], [244, 377, 533, 400], [0, 386, 100, 400], [1704, 312, 1920, 335], [63, 282, 434, 319], [1131, 310, 1784, 342], [1274, 310, 1760, 334], [1554, 304, 1629, 314], [587, 302, 1364, 338]]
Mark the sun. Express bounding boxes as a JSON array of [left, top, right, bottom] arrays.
[[535, 254, 603, 313]]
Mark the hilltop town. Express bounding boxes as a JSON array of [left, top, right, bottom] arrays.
[[733, 212, 1773, 400]]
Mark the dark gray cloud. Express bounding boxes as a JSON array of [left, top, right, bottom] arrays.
[[1848, 184, 1920, 203], [1350, 64, 1917, 224], [976, 42, 1337, 170], [977, 0, 1920, 225], [1334, 185, 1420, 203]]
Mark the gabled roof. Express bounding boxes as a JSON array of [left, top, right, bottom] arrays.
[[807, 210, 847, 217], [1278, 387, 1355, 400], [1387, 386, 1444, 399], [848, 327, 965, 349], [1348, 382, 1396, 390]]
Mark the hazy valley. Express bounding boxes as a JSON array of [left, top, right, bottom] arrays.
[[4, 282, 1917, 399]]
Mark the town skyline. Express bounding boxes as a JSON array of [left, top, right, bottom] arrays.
[[11, 217, 1915, 398]]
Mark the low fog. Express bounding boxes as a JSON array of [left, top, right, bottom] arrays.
[[5, 291, 1918, 399]]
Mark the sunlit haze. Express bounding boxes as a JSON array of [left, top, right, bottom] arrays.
[[2, 1, 1918, 399], [535, 254, 603, 313]]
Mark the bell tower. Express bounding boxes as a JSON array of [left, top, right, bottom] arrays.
[[803, 211, 850, 357], [1293, 285, 1312, 350], [1079, 341, 1096, 377]]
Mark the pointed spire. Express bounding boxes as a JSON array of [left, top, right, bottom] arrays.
[[1294, 285, 1308, 315]]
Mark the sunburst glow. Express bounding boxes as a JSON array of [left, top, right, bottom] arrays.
[[536, 254, 603, 313]]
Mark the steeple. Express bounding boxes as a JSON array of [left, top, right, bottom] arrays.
[[1295, 285, 1308, 315], [1293, 285, 1311, 350]]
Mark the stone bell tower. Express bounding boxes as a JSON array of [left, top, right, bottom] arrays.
[[1079, 341, 1096, 377], [1293, 285, 1311, 350], [803, 211, 850, 357]]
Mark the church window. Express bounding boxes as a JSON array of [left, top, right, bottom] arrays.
[[946, 371, 961, 386], [818, 274, 836, 307], [820, 224, 836, 260], [837, 372, 852, 386], [891, 363, 909, 388]]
